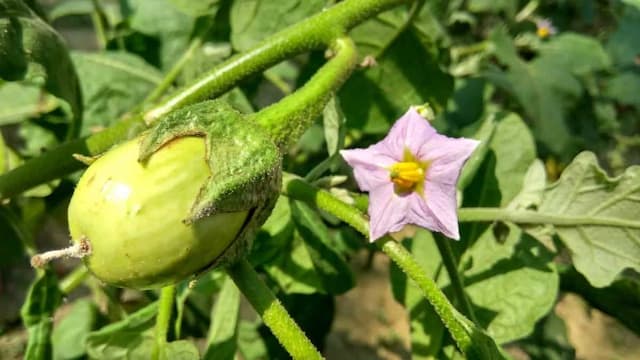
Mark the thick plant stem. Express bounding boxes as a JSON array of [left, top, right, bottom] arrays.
[[434, 235, 479, 325], [59, 267, 89, 295], [255, 37, 358, 148], [153, 285, 176, 360], [281, 173, 474, 354], [380, 239, 473, 352], [0, 0, 413, 201], [143, 0, 412, 123], [227, 259, 323, 360]]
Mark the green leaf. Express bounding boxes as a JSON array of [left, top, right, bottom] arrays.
[[71, 51, 162, 135], [0, 0, 82, 135], [20, 270, 63, 360], [204, 276, 240, 360], [462, 112, 536, 213], [52, 299, 98, 360], [486, 29, 582, 154], [169, 0, 221, 17], [538, 33, 611, 76], [165, 340, 200, 360], [125, 0, 194, 69], [290, 200, 355, 294], [606, 5, 640, 67], [250, 196, 295, 266], [537, 151, 640, 287], [468, 0, 518, 16], [605, 71, 640, 109], [462, 223, 558, 343], [0, 82, 59, 126], [322, 96, 346, 156], [340, 28, 453, 134], [237, 320, 268, 360], [229, 0, 325, 51], [86, 303, 158, 359], [349, 7, 407, 58], [48, 0, 93, 20]]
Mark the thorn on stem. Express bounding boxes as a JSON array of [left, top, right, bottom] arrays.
[[30, 237, 92, 268]]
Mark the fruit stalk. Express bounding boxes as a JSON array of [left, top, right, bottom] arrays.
[[227, 259, 323, 360]]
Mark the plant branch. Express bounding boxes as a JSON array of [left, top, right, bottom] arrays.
[[255, 37, 358, 148], [457, 207, 640, 228], [434, 235, 479, 325], [227, 259, 323, 360], [0, 0, 413, 200], [280, 173, 474, 354], [153, 285, 176, 360]]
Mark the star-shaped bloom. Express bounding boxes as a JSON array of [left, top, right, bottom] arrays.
[[535, 18, 557, 39], [340, 108, 479, 241]]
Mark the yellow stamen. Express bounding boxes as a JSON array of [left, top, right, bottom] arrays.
[[389, 161, 425, 193], [537, 27, 550, 39]]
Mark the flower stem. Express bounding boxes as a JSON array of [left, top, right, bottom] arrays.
[[152, 285, 176, 360], [0, 0, 413, 200], [227, 259, 323, 360], [379, 238, 473, 352], [434, 235, 479, 325], [280, 173, 474, 354]]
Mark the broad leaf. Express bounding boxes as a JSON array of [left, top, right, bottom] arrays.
[[290, 200, 355, 294], [340, 29, 453, 134], [0, 82, 59, 126], [125, 0, 194, 69], [230, 0, 324, 51], [462, 224, 558, 343], [0, 0, 82, 135], [322, 96, 346, 156], [538, 33, 611, 76], [52, 299, 98, 360], [165, 340, 200, 360], [86, 303, 158, 359], [537, 151, 640, 287], [204, 276, 240, 360], [605, 71, 640, 109], [486, 29, 583, 154], [20, 270, 63, 360], [71, 51, 162, 135], [606, 5, 640, 67]]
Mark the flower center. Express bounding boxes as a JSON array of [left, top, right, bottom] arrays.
[[390, 162, 424, 190], [537, 27, 550, 38], [389, 149, 428, 194]]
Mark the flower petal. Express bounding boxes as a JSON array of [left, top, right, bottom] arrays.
[[380, 108, 437, 158], [424, 181, 460, 239], [368, 184, 410, 241], [420, 135, 479, 186], [340, 148, 395, 191]]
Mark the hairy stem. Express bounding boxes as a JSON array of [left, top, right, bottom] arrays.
[[255, 37, 358, 149], [227, 259, 323, 360], [153, 285, 176, 360], [0, 0, 413, 200], [434, 235, 478, 325], [281, 173, 474, 354]]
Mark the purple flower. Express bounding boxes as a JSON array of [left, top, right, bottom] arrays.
[[340, 108, 479, 241], [535, 18, 557, 39]]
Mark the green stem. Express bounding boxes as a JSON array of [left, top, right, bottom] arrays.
[[255, 37, 358, 148], [90, 0, 108, 50], [281, 173, 473, 353], [59, 266, 89, 295], [143, 0, 412, 124], [227, 259, 323, 360], [153, 285, 176, 360], [379, 238, 473, 352], [434, 235, 478, 325], [0, 0, 413, 200], [457, 207, 640, 228]]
